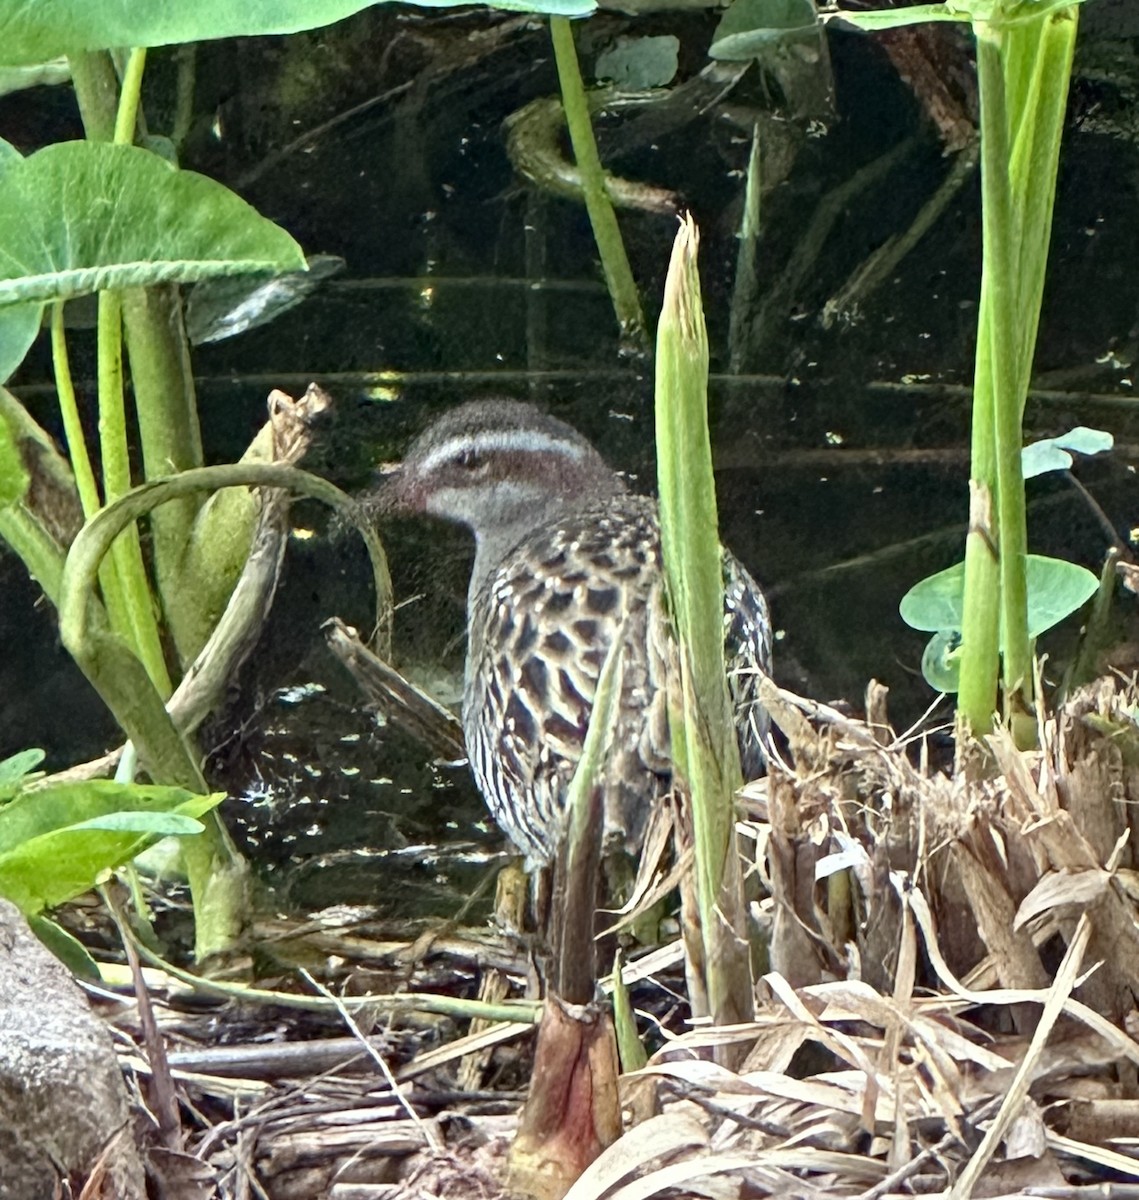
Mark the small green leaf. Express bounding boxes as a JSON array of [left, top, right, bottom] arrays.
[[595, 36, 679, 88], [921, 630, 962, 693], [0, 142, 306, 312], [1022, 426, 1113, 479], [900, 562, 967, 634], [0, 748, 45, 785], [0, 780, 224, 914], [0, 748, 45, 804], [1022, 557, 1100, 638], [901, 554, 1099, 640], [27, 914, 102, 980], [711, 0, 820, 59]]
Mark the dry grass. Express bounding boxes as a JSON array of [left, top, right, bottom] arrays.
[[91, 675, 1139, 1198]]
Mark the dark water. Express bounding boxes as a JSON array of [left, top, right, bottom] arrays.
[[3, 8, 1139, 910]]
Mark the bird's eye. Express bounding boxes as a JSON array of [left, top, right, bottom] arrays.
[[457, 449, 484, 471]]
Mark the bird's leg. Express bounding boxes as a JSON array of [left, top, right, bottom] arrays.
[[508, 784, 622, 1197]]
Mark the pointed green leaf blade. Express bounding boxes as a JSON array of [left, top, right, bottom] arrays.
[[0, 780, 223, 913]]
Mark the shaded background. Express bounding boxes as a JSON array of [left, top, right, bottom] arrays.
[[3, 4, 1138, 908]]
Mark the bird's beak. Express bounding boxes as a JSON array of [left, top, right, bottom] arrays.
[[366, 461, 419, 515]]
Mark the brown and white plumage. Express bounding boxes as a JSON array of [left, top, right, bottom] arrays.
[[380, 399, 771, 866]]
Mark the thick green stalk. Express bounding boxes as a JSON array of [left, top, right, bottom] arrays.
[[956, 310, 1000, 734], [73, 46, 209, 663], [123, 284, 207, 665], [976, 32, 1031, 718], [118, 44, 211, 666], [957, 11, 1077, 740], [68, 52, 118, 142], [656, 217, 752, 1033], [549, 17, 646, 346], [98, 289, 173, 697]]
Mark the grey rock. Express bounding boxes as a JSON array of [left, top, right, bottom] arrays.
[[0, 897, 145, 1199]]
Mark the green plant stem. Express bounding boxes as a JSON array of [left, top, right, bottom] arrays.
[[68, 52, 118, 143], [0, 507, 65, 606], [976, 33, 1031, 719], [114, 47, 147, 143], [549, 16, 646, 348], [956, 11, 1075, 742], [656, 217, 753, 1038], [114, 43, 209, 667], [126, 933, 541, 1022], [122, 285, 207, 665], [728, 123, 763, 375], [68, 47, 174, 695], [98, 289, 173, 697], [52, 301, 135, 631], [51, 303, 101, 520]]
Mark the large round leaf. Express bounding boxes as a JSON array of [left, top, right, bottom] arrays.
[[900, 554, 1099, 640], [0, 0, 595, 65], [0, 141, 306, 307], [0, 141, 306, 378]]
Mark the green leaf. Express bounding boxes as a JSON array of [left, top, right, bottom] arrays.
[[27, 914, 102, 980], [921, 630, 962, 693], [186, 253, 344, 345], [0, 142, 306, 312], [595, 36, 679, 88], [826, 0, 1086, 32], [0, 60, 71, 98], [901, 554, 1099, 640], [0, 748, 45, 802], [0, 137, 22, 176], [711, 0, 820, 58], [900, 562, 968, 634], [0, 138, 41, 381], [67, 812, 205, 835], [0, 302, 42, 383], [0, 780, 224, 914], [825, 3, 970, 31], [1022, 426, 1114, 479], [0, 0, 595, 65]]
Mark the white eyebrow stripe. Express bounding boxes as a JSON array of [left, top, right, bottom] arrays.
[[417, 428, 588, 473]]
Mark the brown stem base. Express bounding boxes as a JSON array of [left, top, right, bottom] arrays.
[[507, 994, 621, 1200]]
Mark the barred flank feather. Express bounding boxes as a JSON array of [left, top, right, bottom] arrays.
[[380, 400, 771, 867]]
